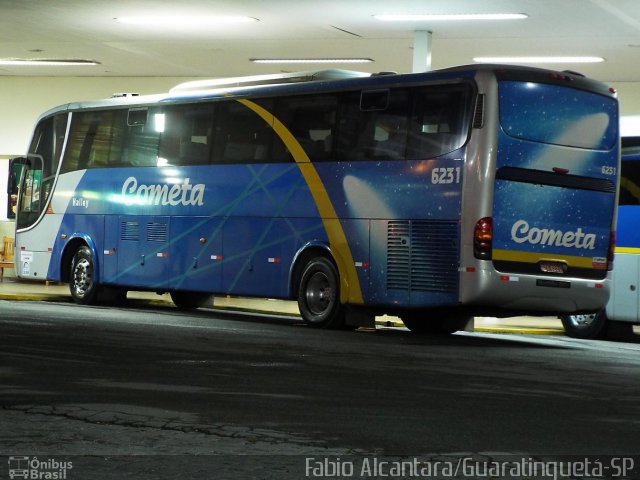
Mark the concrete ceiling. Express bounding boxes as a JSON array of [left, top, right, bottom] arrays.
[[1, 0, 640, 83]]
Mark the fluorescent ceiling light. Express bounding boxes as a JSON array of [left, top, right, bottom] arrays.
[[374, 13, 528, 21], [473, 56, 605, 64], [251, 58, 373, 64], [0, 59, 99, 66], [115, 15, 258, 27]]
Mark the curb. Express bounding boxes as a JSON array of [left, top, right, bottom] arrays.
[[474, 326, 565, 336], [0, 293, 70, 302]]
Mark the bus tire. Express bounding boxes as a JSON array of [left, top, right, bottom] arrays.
[[560, 310, 608, 339], [170, 291, 212, 310], [297, 256, 346, 329], [402, 313, 470, 334], [69, 245, 100, 305]]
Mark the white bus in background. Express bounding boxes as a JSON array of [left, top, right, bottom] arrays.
[[561, 121, 640, 339]]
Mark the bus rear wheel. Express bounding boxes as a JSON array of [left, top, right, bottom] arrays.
[[560, 310, 608, 339], [297, 257, 346, 329], [70, 245, 99, 305]]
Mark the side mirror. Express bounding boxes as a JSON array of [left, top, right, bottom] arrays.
[[7, 157, 28, 219], [7, 157, 28, 195]]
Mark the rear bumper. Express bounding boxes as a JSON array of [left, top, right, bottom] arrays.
[[459, 266, 610, 315]]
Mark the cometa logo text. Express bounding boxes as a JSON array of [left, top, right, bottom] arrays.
[[511, 219, 596, 250], [121, 176, 205, 206]]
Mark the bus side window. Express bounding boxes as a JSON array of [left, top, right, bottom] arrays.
[[371, 114, 408, 159], [215, 99, 279, 164], [124, 108, 161, 167], [338, 89, 408, 161], [158, 104, 214, 166], [406, 86, 473, 159], [87, 111, 126, 168], [62, 110, 127, 172], [275, 94, 339, 162], [219, 117, 258, 163]]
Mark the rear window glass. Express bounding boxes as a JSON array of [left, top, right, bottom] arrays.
[[499, 81, 617, 150]]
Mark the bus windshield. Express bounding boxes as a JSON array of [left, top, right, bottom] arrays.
[[17, 114, 67, 230]]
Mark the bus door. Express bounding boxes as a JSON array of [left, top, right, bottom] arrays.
[[104, 215, 169, 289], [491, 77, 618, 282], [168, 216, 223, 293]]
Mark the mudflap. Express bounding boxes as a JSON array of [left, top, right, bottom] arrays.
[[345, 306, 375, 328]]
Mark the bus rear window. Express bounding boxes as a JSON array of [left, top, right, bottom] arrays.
[[499, 81, 617, 150]]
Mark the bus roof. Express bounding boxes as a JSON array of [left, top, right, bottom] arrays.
[[169, 69, 371, 93], [35, 63, 615, 120]]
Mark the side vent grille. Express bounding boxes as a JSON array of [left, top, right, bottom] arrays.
[[120, 221, 140, 241], [473, 94, 485, 129], [147, 222, 168, 242], [387, 220, 459, 293]]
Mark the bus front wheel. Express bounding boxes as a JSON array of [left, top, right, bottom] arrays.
[[560, 310, 608, 339], [69, 245, 99, 305], [297, 257, 346, 329]]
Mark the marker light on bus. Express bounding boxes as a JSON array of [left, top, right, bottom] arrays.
[[473, 217, 493, 260]]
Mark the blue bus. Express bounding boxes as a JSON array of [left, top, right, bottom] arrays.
[[14, 65, 619, 333], [561, 136, 638, 338]]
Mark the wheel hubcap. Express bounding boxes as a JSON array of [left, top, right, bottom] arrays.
[[569, 314, 596, 328], [72, 258, 92, 297], [305, 272, 334, 315]]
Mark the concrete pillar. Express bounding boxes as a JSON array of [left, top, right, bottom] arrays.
[[412, 30, 433, 73]]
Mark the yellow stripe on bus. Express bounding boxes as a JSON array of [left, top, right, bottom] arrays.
[[615, 247, 640, 254], [236, 98, 364, 304], [492, 249, 598, 268]]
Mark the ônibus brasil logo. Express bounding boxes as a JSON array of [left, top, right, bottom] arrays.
[[8, 456, 73, 479]]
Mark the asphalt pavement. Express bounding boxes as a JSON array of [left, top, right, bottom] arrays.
[[0, 276, 566, 335]]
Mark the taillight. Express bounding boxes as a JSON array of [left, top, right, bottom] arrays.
[[607, 230, 616, 270], [474, 217, 493, 260]]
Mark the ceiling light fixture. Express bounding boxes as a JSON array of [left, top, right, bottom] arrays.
[[0, 59, 100, 66], [115, 15, 258, 27], [251, 58, 374, 64], [473, 56, 605, 64], [374, 13, 528, 21]]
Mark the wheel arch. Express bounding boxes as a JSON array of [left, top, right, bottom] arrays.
[[60, 234, 98, 283]]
